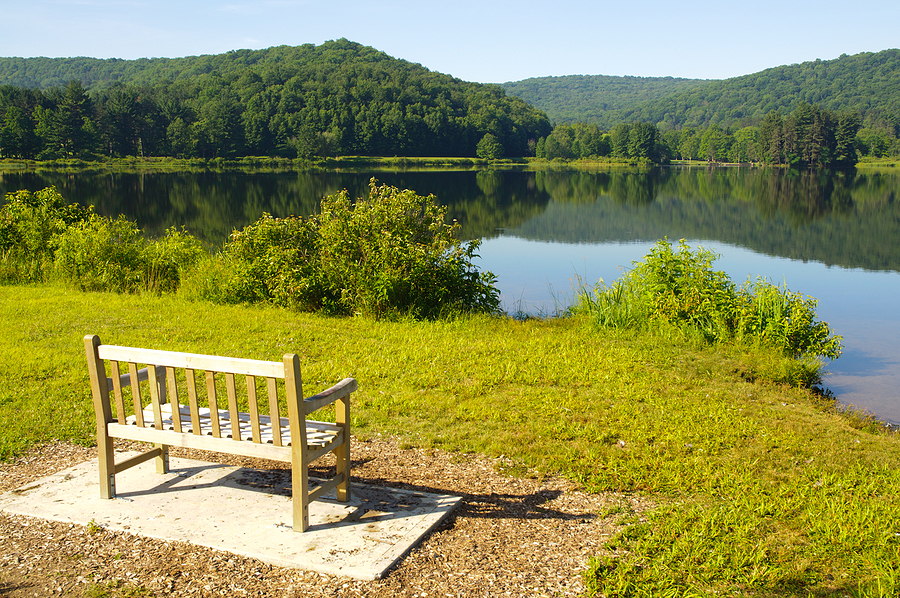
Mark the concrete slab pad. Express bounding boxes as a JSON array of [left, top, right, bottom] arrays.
[[0, 452, 461, 580]]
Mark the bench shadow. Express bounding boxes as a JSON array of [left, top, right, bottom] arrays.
[[113, 459, 595, 528], [337, 454, 597, 523], [0, 580, 33, 595], [348, 475, 593, 523], [113, 462, 232, 499]]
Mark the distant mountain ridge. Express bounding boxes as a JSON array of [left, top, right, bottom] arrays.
[[0, 44, 429, 91], [500, 74, 709, 124], [501, 50, 900, 129]]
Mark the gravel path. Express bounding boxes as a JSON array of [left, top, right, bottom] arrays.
[[0, 439, 648, 597]]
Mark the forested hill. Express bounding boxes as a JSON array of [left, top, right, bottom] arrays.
[[501, 50, 900, 129], [0, 39, 551, 159], [500, 75, 708, 125], [0, 42, 439, 91]]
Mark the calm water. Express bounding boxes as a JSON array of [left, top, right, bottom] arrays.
[[2, 166, 899, 423]]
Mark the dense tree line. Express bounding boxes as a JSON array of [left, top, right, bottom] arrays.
[[503, 50, 900, 155], [536, 103, 865, 167], [500, 75, 707, 125], [501, 50, 900, 130], [535, 121, 666, 162], [0, 40, 551, 160]]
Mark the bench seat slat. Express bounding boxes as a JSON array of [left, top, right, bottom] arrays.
[[108, 423, 294, 462], [125, 404, 341, 448]]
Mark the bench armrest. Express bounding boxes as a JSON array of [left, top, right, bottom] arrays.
[[106, 365, 166, 393], [303, 377, 357, 414]]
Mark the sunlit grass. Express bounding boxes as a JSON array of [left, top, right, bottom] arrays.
[[1, 283, 899, 596]]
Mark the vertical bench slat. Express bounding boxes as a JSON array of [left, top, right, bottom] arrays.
[[156, 366, 167, 405], [335, 392, 351, 501], [226, 373, 240, 440], [247, 376, 262, 443], [186, 369, 201, 435], [206, 371, 221, 438], [129, 362, 144, 427], [283, 353, 309, 531], [148, 365, 164, 431], [110, 361, 127, 424], [267, 377, 282, 447], [167, 367, 182, 433]]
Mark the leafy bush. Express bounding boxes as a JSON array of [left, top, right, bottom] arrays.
[[0, 187, 91, 283], [574, 239, 842, 384], [735, 278, 842, 360], [54, 216, 204, 294], [198, 179, 501, 319], [141, 226, 207, 294], [186, 212, 319, 306]]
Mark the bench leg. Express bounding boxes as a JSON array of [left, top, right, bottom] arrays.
[[154, 443, 169, 474], [292, 456, 309, 532], [334, 396, 351, 502], [98, 436, 116, 499]]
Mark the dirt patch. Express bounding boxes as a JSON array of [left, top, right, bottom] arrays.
[[0, 438, 649, 597]]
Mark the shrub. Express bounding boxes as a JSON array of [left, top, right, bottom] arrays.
[[141, 226, 207, 294], [192, 212, 319, 306], [54, 215, 147, 293], [735, 278, 842, 360], [574, 239, 842, 384], [0, 187, 91, 283], [205, 179, 501, 319], [55, 216, 205, 294]]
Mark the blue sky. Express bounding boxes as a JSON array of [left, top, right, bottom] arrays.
[[1, 0, 898, 83]]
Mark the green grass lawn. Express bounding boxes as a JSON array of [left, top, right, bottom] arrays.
[[2, 284, 899, 596]]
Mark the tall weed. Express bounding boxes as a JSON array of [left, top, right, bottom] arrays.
[[54, 217, 204, 294], [735, 278, 842, 360], [574, 238, 842, 385]]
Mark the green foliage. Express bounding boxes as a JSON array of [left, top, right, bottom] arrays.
[[1, 186, 203, 293], [0, 40, 552, 160], [657, 102, 862, 167], [573, 239, 842, 384], [503, 50, 900, 136], [190, 211, 320, 306], [195, 179, 501, 318], [0, 186, 91, 282], [537, 121, 659, 162], [475, 133, 502, 160], [54, 216, 204, 294], [54, 215, 145, 292], [736, 278, 842, 360], [2, 183, 498, 318], [501, 74, 707, 125], [698, 123, 733, 162]]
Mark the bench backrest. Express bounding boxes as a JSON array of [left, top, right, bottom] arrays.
[[84, 334, 305, 447]]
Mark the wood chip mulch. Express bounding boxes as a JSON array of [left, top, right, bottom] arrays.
[[0, 439, 649, 597]]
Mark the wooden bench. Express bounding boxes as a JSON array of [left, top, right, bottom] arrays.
[[84, 334, 356, 532]]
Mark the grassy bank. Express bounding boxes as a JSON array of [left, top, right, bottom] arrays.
[[2, 284, 899, 596]]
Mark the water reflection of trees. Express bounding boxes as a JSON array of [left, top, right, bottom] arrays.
[[2, 167, 898, 270], [534, 169, 667, 206], [0, 168, 552, 244], [535, 167, 870, 224], [512, 167, 900, 272]]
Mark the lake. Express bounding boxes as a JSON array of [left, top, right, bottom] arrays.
[[2, 165, 898, 424]]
